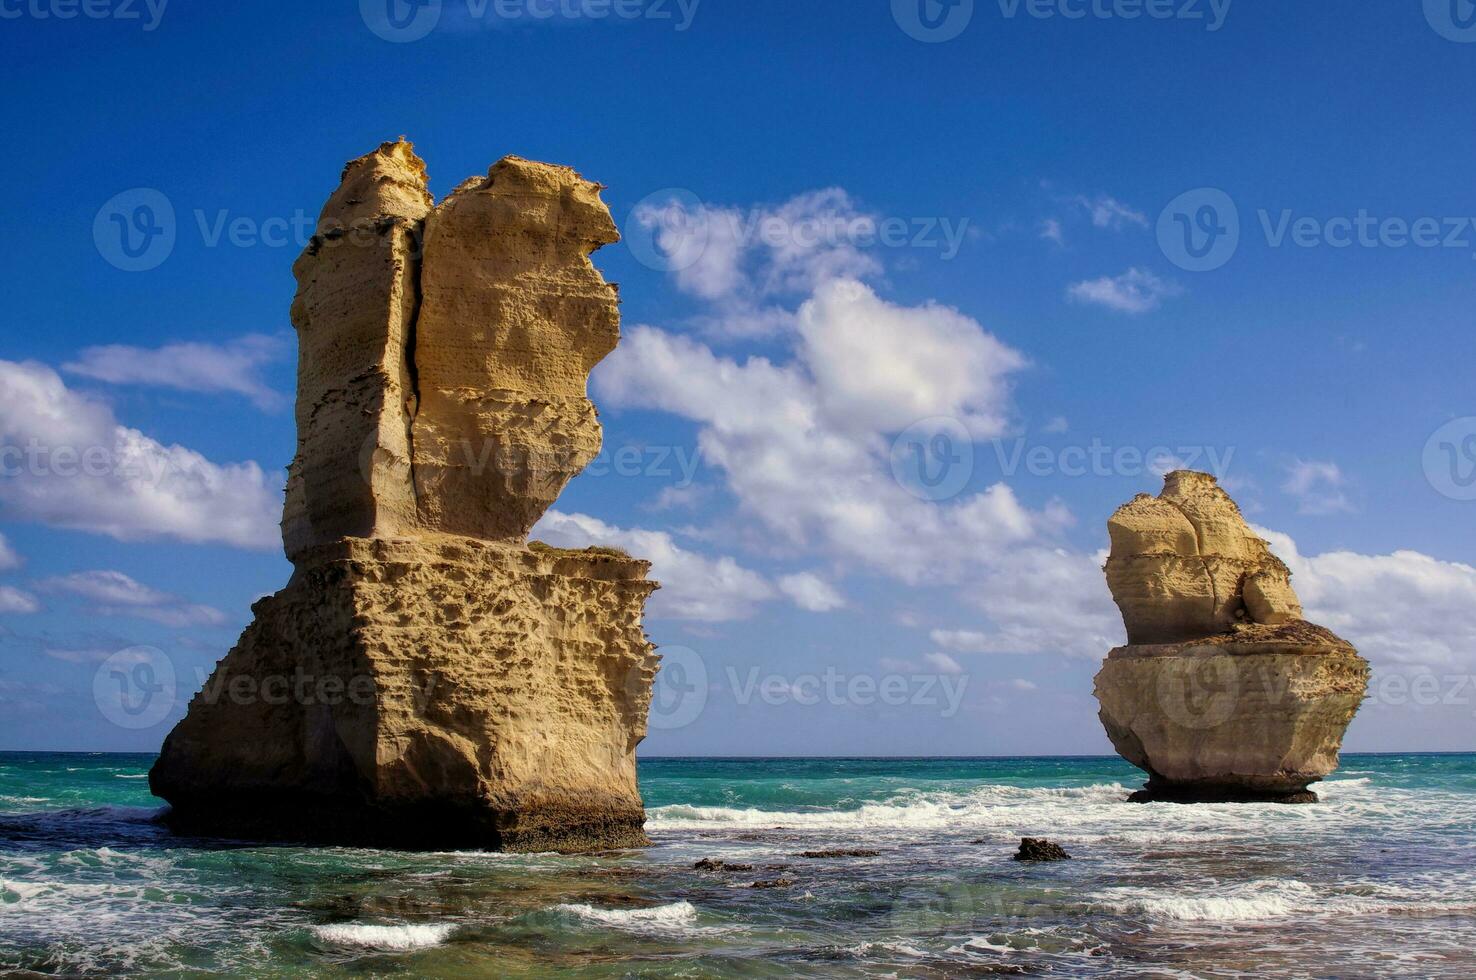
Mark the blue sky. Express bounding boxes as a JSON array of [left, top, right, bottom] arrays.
[[2, 1, 1476, 754]]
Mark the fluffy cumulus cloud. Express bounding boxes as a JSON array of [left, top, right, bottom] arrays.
[[1067, 267, 1180, 314], [596, 289, 1049, 584], [533, 510, 775, 622], [631, 189, 885, 338], [776, 572, 846, 612], [0, 360, 280, 550], [1281, 459, 1354, 515], [1258, 527, 1476, 671], [37, 570, 227, 627], [63, 333, 289, 411]]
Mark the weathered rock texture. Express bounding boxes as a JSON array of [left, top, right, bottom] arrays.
[[151, 141, 659, 851], [1094, 472, 1369, 803]]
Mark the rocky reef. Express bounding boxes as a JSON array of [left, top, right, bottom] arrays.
[[1094, 471, 1369, 803], [150, 141, 660, 851]]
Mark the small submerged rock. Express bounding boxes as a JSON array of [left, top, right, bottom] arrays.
[[795, 849, 881, 859], [1013, 838, 1071, 862], [749, 878, 795, 889], [693, 858, 755, 872]]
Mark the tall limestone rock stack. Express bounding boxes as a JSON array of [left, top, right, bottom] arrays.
[[1094, 471, 1369, 803], [150, 141, 660, 851]]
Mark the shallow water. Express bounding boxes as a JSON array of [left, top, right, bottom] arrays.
[[1, 753, 1472, 977]]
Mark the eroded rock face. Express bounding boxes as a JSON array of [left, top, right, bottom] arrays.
[[151, 141, 659, 851], [1105, 470, 1302, 644], [1094, 472, 1369, 803]]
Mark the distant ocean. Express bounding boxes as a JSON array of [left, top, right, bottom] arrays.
[[1, 753, 1472, 977]]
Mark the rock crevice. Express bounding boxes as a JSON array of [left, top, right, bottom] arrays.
[[151, 141, 659, 852]]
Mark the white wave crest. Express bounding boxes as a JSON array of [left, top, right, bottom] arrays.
[[1099, 875, 1476, 923], [308, 922, 455, 950], [553, 900, 702, 935], [646, 782, 1132, 832]]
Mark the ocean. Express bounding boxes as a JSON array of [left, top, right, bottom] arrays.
[[0, 753, 1472, 977]]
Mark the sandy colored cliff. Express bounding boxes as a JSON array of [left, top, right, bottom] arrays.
[[151, 141, 660, 851], [1095, 471, 1368, 803]]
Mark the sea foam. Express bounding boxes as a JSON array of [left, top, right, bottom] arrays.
[[308, 922, 456, 950]]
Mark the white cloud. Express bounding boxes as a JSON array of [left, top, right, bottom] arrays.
[[1067, 268, 1180, 314], [0, 532, 20, 571], [0, 586, 40, 614], [796, 279, 1027, 437], [1075, 194, 1147, 229], [533, 510, 775, 621], [925, 547, 1121, 660], [63, 333, 288, 411], [1281, 459, 1354, 515], [632, 189, 885, 338], [596, 290, 1046, 584], [1039, 218, 1065, 245], [923, 652, 965, 675], [777, 572, 846, 612], [0, 360, 280, 550], [37, 570, 227, 627], [1258, 527, 1476, 671]]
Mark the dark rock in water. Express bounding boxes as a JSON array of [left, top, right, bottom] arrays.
[[694, 858, 756, 872], [1014, 838, 1070, 862], [750, 878, 795, 889], [795, 849, 881, 859], [1127, 783, 1319, 805]]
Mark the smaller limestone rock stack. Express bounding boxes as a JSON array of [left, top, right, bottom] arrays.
[[1094, 471, 1369, 803]]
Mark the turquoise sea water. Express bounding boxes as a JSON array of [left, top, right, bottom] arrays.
[[1, 753, 1473, 977]]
